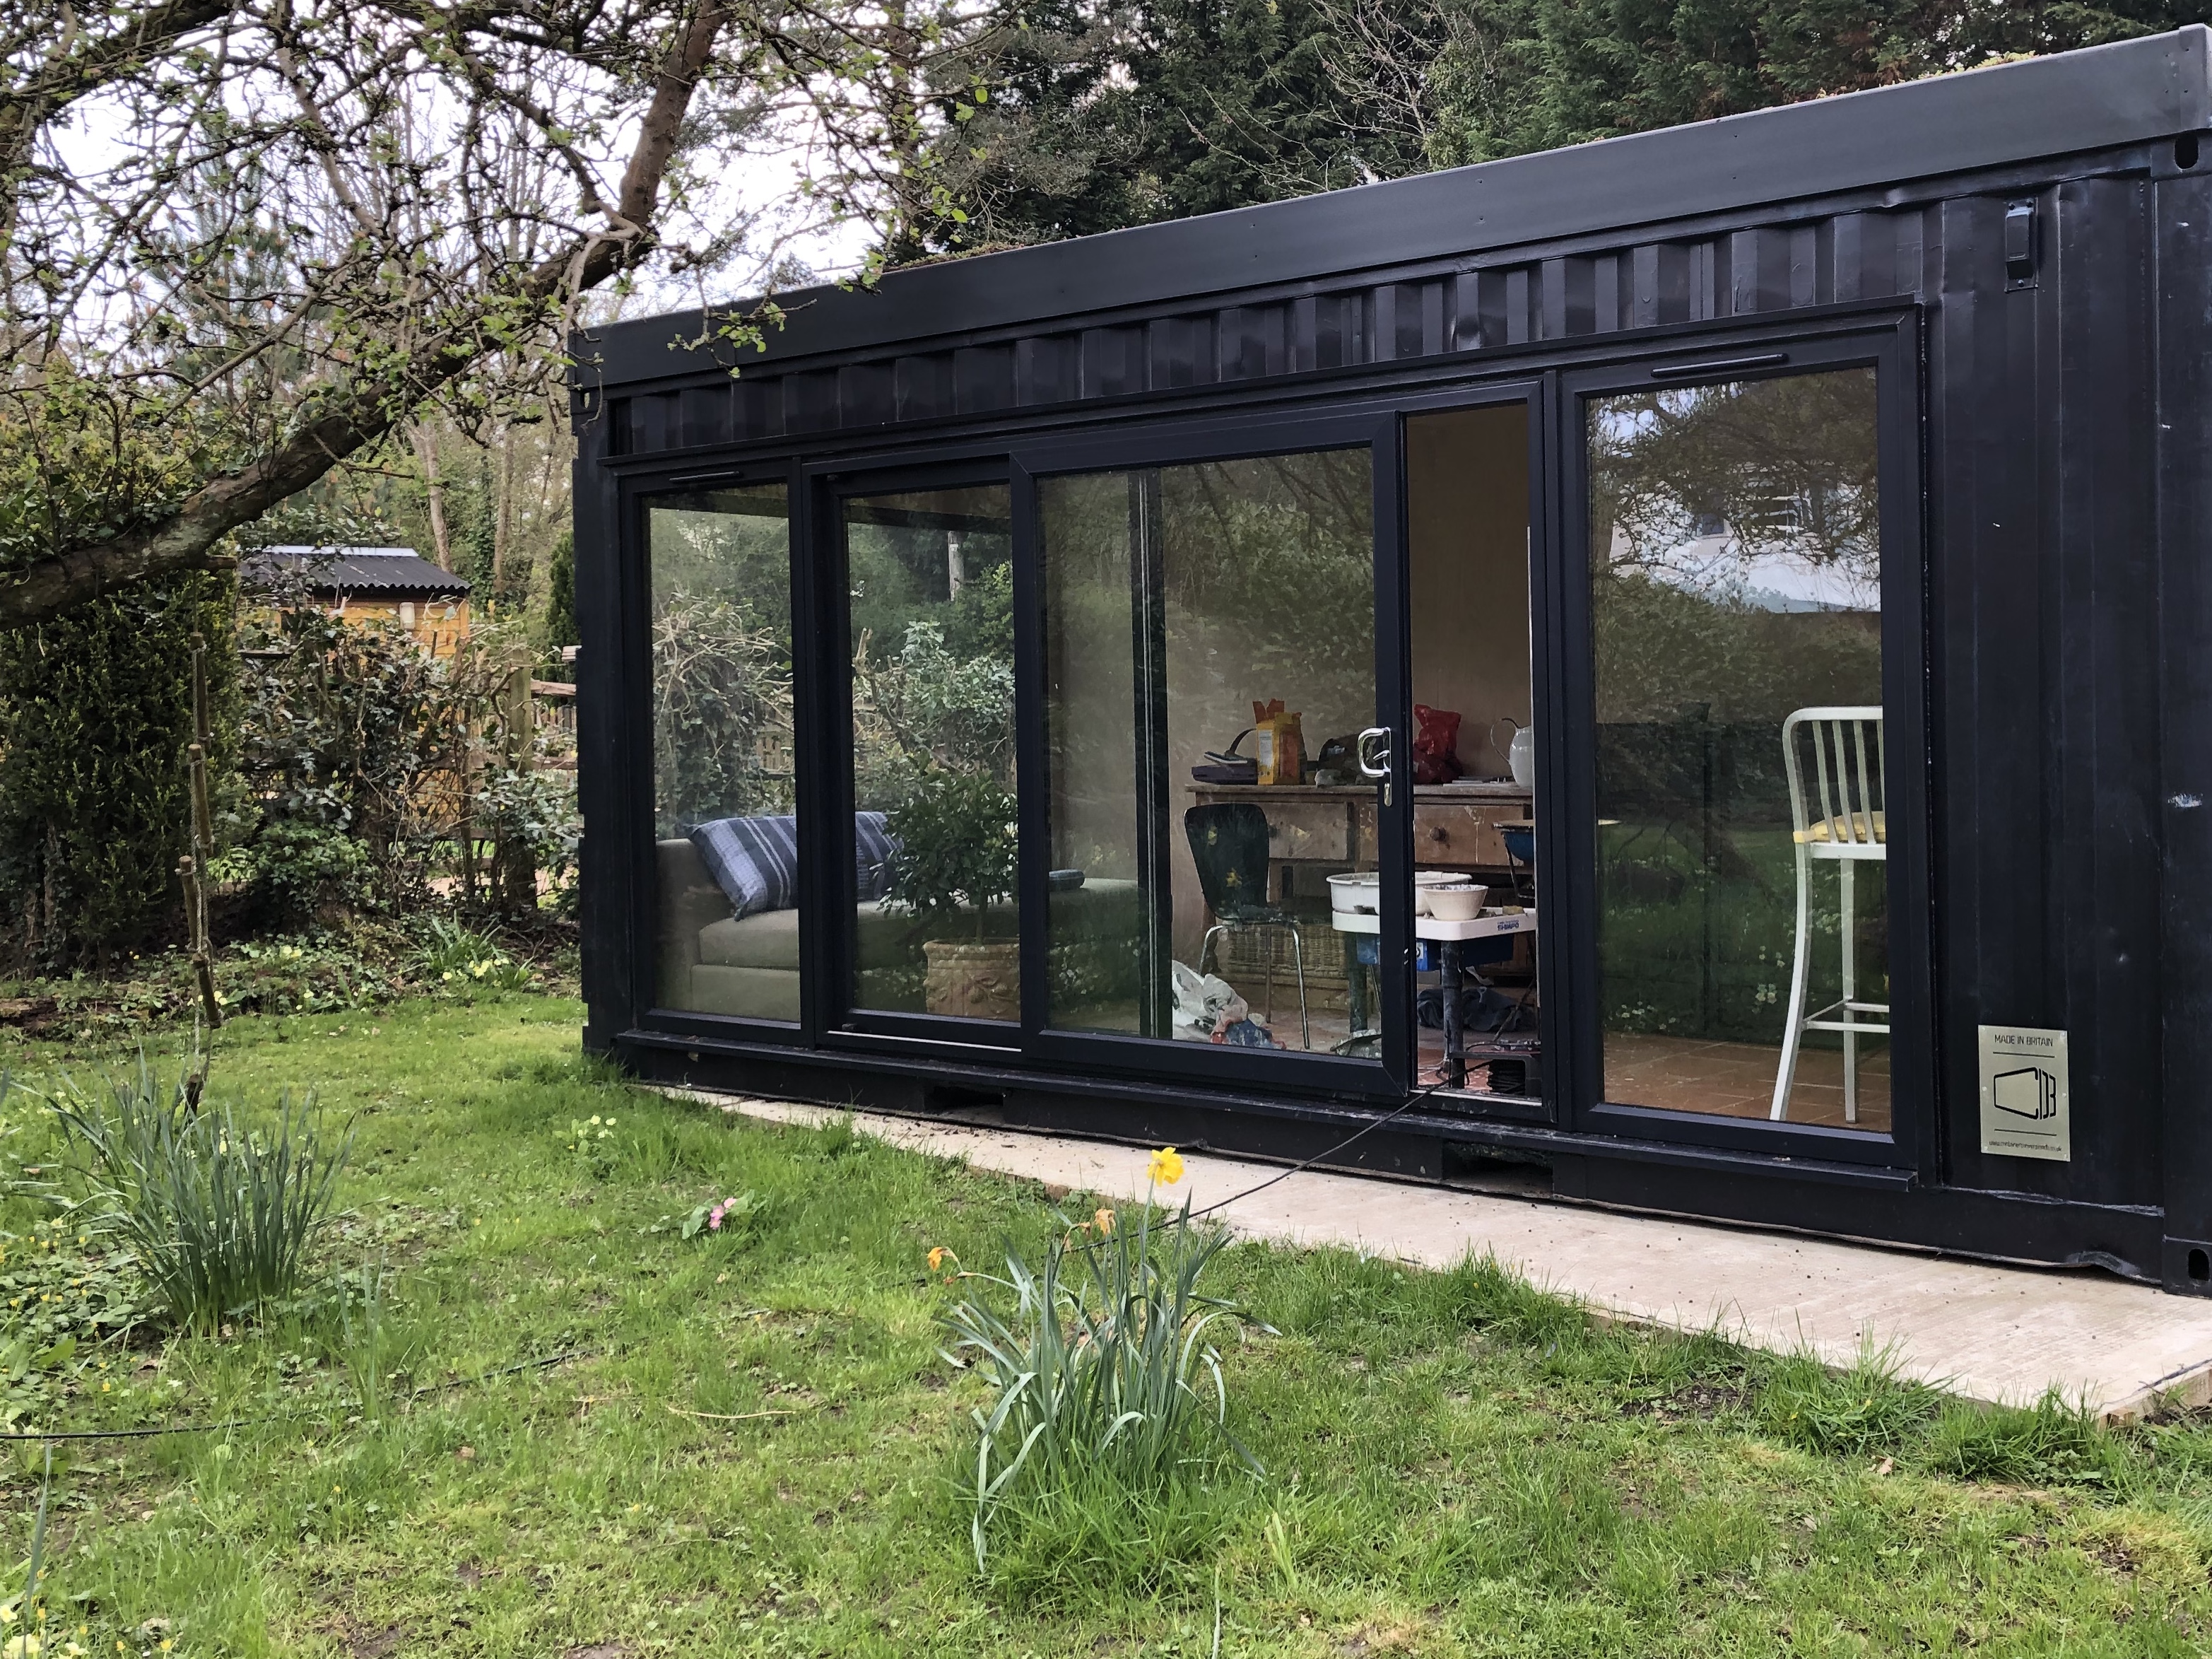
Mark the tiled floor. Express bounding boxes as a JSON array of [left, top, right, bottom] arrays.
[[1604, 1031, 1891, 1131]]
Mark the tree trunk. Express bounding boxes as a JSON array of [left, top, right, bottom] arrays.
[[411, 422, 454, 570], [491, 422, 517, 606]]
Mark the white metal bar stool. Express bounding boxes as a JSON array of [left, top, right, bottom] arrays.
[[1770, 707, 1890, 1123]]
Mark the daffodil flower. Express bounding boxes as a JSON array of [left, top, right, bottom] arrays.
[[1147, 1147, 1185, 1186]]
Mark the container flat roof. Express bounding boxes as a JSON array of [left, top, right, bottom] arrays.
[[581, 25, 2210, 387]]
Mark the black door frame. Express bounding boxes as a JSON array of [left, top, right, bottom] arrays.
[[621, 460, 813, 1044], [1551, 312, 1929, 1171], [613, 304, 1929, 1169], [1384, 381, 1559, 1126], [807, 455, 1026, 1055], [1011, 402, 1418, 1098]]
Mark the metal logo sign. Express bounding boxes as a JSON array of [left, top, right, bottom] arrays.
[[1978, 1025, 2069, 1161]]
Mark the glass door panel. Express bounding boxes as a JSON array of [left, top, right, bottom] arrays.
[[1039, 449, 1383, 1058], [1589, 367, 1890, 1131], [647, 483, 800, 1022], [840, 483, 1020, 1023], [1405, 404, 1541, 1098]]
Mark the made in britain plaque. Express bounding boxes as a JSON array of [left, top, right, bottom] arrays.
[[1977, 1024, 2069, 1161]]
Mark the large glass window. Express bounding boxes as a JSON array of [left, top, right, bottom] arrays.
[[1040, 451, 1378, 1055], [842, 485, 1020, 1021], [1589, 368, 1890, 1130], [649, 484, 800, 1021]]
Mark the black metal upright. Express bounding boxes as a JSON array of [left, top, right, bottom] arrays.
[[1129, 470, 1173, 1039]]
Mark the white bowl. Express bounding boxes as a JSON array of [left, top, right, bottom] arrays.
[[1424, 884, 1488, 920], [1326, 872, 1380, 914]]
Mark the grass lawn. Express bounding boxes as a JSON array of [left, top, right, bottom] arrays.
[[0, 997, 2211, 1655]]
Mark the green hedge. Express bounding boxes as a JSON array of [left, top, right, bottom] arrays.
[[0, 572, 239, 968]]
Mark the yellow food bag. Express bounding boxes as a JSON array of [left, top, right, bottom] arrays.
[[1250, 700, 1304, 785]]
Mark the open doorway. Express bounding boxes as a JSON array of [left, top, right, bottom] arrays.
[[1394, 404, 1541, 1098]]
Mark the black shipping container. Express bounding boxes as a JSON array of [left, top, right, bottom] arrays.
[[572, 28, 2212, 1291]]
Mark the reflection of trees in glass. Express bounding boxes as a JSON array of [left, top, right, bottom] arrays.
[[852, 614, 1016, 797], [649, 496, 795, 838], [845, 495, 1018, 811], [1163, 452, 1373, 709], [1594, 581, 1881, 726], [1592, 372, 1882, 727], [1589, 372, 1888, 1061], [1594, 371, 1878, 582], [652, 597, 794, 837]]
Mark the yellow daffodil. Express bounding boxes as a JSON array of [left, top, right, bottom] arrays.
[[1148, 1147, 1185, 1186], [927, 1246, 955, 1272], [1093, 1207, 1115, 1236]]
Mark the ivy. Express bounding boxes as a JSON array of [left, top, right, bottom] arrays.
[[0, 572, 241, 971]]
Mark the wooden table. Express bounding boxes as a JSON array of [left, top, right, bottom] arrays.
[[1182, 781, 1534, 901]]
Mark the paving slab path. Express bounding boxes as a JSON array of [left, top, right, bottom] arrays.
[[676, 1090, 2212, 1418]]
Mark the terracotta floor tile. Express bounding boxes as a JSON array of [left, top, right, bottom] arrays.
[[1606, 1031, 1891, 1132]]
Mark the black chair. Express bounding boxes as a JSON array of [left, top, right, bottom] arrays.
[[1184, 802, 1310, 1049]]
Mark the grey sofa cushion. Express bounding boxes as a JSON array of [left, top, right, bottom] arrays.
[[699, 899, 1020, 970], [661, 834, 1145, 1011], [699, 905, 800, 971], [682, 964, 801, 1022]]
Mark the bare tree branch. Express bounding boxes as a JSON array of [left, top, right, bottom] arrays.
[[0, 0, 731, 628]]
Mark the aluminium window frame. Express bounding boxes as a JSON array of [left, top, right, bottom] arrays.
[[621, 459, 818, 1045], [1550, 311, 1931, 1173], [604, 303, 1931, 1179], [1009, 401, 1418, 1101]]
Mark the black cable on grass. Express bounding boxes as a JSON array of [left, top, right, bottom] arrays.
[[1184, 1076, 1453, 1223], [0, 1346, 594, 1443]]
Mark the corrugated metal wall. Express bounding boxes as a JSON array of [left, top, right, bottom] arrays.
[[604, 204, 1974, 455]]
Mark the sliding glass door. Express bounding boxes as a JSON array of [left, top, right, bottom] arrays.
[[1560, 321, 1926, 1161], [1020, 416, 1413, 1092], [825, 473, 1023, 1039]]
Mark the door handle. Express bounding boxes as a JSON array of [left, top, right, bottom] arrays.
[[1357, 726, 1392, 806], [1355, 727, 1391, 778]]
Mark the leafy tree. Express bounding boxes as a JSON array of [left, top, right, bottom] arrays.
[[914, 0, 2212, 250]]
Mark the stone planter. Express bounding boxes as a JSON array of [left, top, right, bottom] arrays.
[[922, 937, 1020, 1021]]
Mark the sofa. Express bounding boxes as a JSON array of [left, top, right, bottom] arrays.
[[655, 837, 1141, 1019]]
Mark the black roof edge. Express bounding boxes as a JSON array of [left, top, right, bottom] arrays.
[[574, 25, 2209, 389]]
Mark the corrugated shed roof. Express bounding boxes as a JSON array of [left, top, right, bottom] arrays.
[[251, 545, 471, 599]]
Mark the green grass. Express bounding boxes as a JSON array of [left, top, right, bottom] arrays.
[[0, 998, 2209, 1653]]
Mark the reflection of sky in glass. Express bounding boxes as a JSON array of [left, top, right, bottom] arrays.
[[1603, 524, 1879, 614], [1593, 386, 1880, 616]]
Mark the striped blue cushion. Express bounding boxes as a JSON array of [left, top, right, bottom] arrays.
[[854, 811, 896, 901], [688, 813, 899, 917]]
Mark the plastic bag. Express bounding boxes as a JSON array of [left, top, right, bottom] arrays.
[[1412, 703, 1463, 785], [1169, 960, 1277, 1045], [1170, 960, 1242, 1036]]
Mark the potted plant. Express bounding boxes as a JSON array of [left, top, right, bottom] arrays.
[[883, 764, 1020, 1020]]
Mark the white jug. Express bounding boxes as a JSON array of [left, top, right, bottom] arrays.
[[1507, 722, 1536, 790]]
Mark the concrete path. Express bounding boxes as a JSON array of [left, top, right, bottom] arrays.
[[674, 1091, 2212, 1419]]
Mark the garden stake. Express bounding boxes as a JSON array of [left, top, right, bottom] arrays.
[[180, 631, 222, 1056]]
